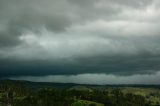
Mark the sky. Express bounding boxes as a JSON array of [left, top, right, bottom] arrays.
[[0, 0, 160, 84]]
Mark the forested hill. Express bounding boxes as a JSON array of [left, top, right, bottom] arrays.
[[0, 79, 160, 90], [0, 79, 160, 106]]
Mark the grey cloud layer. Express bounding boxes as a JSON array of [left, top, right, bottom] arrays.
[[10, 71, 160, 84], [0, 0, 160, 80]]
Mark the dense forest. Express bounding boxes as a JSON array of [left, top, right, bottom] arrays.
[[0, 80, 160, 106]]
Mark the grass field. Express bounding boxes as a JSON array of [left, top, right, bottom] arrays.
[[71, 100, 104, 106]]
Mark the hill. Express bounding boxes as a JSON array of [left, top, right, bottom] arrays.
[[0, 79, 160, 106]]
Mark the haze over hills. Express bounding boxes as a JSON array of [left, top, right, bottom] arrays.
[[1, 79, 160, 89]]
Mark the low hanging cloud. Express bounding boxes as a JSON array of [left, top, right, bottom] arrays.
[[9, 71, 160, 84]]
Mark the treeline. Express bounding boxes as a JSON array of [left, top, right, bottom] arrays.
[[0, 83, 160, 106]]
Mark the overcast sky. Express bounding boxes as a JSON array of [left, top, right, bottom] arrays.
[[0, 0, 160, 84]]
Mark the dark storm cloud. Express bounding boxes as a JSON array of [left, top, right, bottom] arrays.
[[0, 0, 153, 47], [0, 0, 160, 84], [1, 54, 160, 77], [0, 0, 71, 47]]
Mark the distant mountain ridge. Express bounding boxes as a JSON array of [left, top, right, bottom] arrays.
[[1, 79, 160, 89]]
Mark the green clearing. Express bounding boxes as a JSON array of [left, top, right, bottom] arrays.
[[121, 87, 160, 105], [71, 100, 104, 106]]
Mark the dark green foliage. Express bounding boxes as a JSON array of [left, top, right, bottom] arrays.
[[89, 103, 97, 106], [0, 81, 160, 106]]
